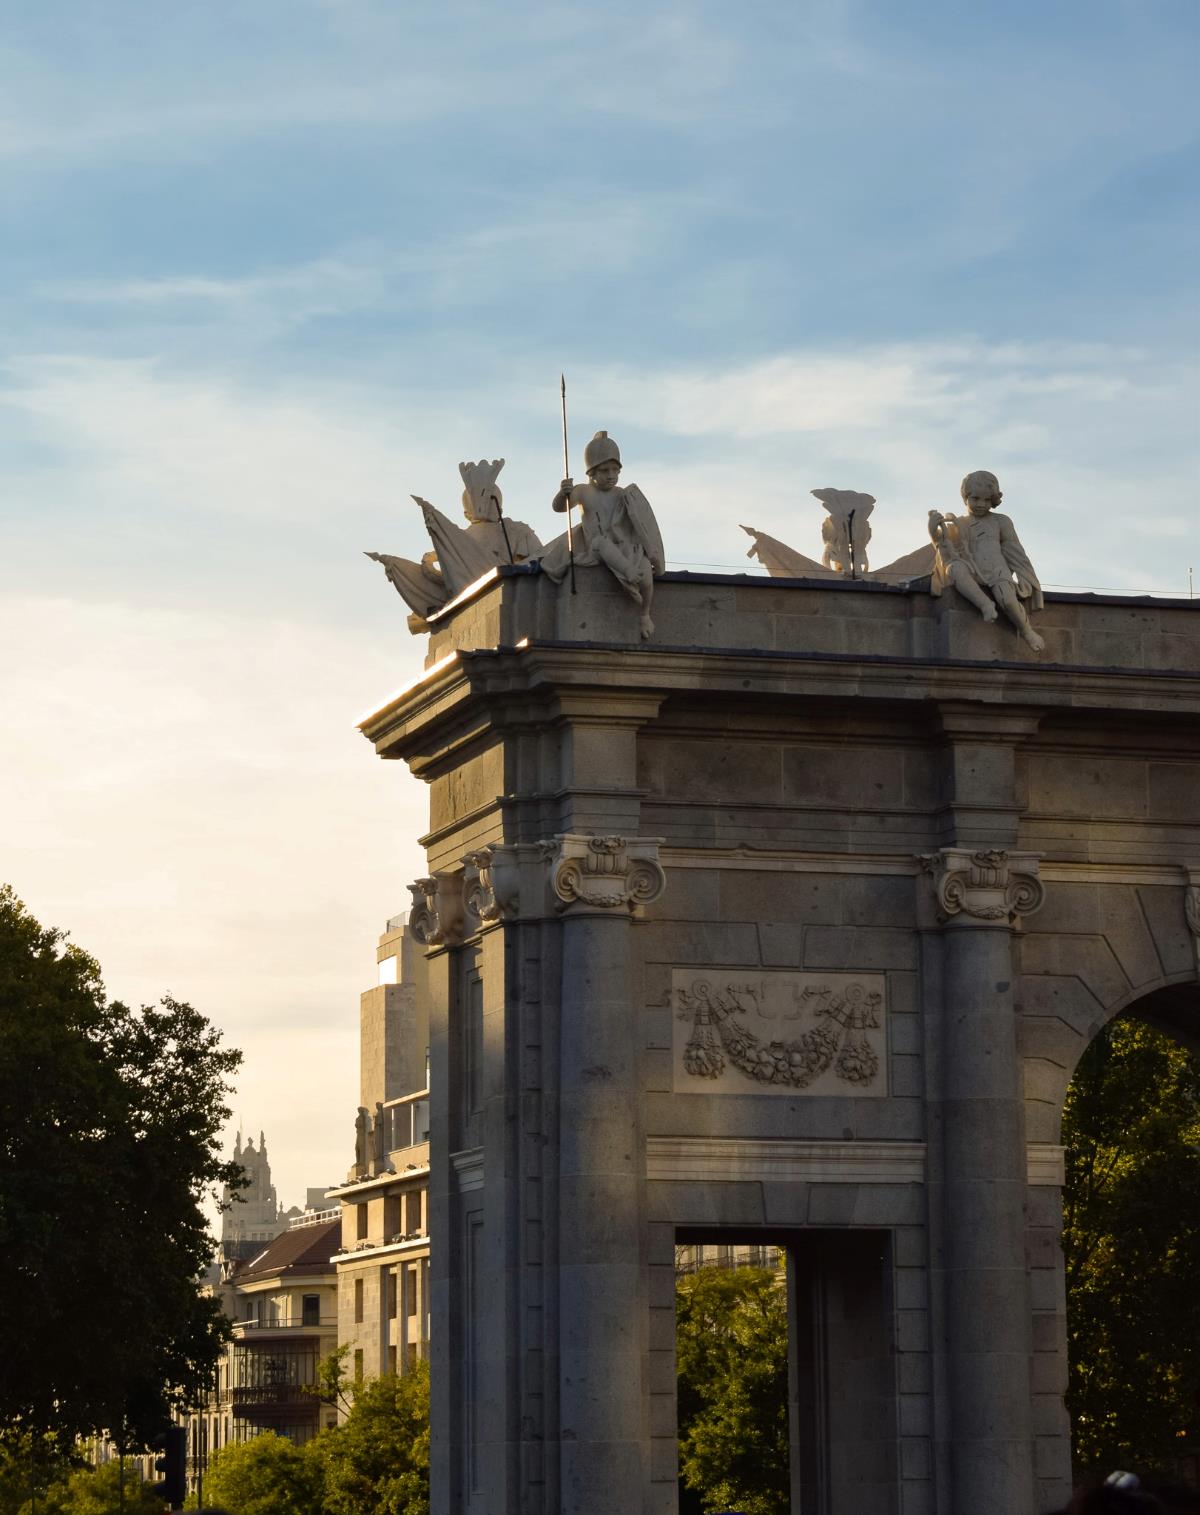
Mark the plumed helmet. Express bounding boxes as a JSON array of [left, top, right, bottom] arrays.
[[583, 430, 621, 472]]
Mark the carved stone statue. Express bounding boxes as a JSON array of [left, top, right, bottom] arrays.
[[929, 470, 1044, 652], [541, 432, 665, 639], [366, 458, 542, 633], [742, 487, 935, 584], [372, 1100, 387, 1171], [814, 488, 874, 576], [354, 1105, 369, 1175]]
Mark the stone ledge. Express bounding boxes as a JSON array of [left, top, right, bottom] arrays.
[[647, 1137, 1066, 1186], [647, 1137, 926, 1184]]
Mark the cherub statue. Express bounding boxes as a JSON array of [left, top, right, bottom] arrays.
[[365, 458, 542, 633], [540, 431, 665, 638], [929, 470, 1044, 652], [813, 488, 874, 576]]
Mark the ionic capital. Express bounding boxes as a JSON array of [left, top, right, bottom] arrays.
[[546, 833, 666, 916], [919, 847, 1044, 927]]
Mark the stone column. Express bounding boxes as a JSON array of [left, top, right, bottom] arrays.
[[546, 835, 665, 1515], [921, 846, 1045, 1515]]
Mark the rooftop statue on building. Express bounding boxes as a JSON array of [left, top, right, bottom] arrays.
[[540, 430, 666, 639], [742, 487, 934, 583], [929, 469, 1044, 652], [365, 458, 542, 633]]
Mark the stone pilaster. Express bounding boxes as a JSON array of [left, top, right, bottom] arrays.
[[545, 835, 664, 1514], [920, 844, 1045, 1515]]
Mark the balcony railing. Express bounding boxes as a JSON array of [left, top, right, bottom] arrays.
[[230, 1384, 315, 1412], [233, 1317, 337, 1333]]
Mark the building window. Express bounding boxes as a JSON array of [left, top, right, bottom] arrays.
[[388, 1346, 397, 1374], [356, 1203, 368, 1241], [302, 1294, 320, 1327], [405, 1190, 422, 1235], [354, 1278, 364, 1324], [353, 1349, 364, 1382], [385, 1194, 401, 1239], [406, 1264, 418, 1317], [378, 955, 398, 985], [387, 1270, 397, 1320]]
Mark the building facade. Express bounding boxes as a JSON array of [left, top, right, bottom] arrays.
[[328, 918, 432, 1403]]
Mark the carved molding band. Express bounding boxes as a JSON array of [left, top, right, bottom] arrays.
[[548, 834, 666, 915], [919, 847, 1045, 926]]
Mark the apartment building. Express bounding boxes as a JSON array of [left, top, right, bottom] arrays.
[[327, 918, 431, 1402]]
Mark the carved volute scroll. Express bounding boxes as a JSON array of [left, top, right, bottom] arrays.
[[547, 834, 666, 915], [407, 871, 466, 947], [463, 850, 498, 930], [919, 847, 1045, 926], [407, 878, 438, 945]]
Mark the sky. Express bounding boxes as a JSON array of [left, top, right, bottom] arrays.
[[1, 0, 1197, 1217]]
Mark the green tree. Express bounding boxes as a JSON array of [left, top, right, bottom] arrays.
[[0, 1431, 77, 1515], [1063, 1016, 1200, 1475], [313, 1362, 430, 1515], [0, 1438, 162, 1515], [202, 1434, 324, 1515], [46, 1461, 167, 1515], [0, 885, 243, 1443], [675, 1266, 790, 1515], [306, 1346, 354, 1417]]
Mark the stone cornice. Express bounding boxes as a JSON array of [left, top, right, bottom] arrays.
[[360, 639, 1200, 765]]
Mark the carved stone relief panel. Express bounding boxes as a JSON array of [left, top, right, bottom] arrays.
[[672, 969, 887, 1097]]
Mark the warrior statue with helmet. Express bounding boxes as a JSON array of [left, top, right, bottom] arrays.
[[541, 430, 666, 639]]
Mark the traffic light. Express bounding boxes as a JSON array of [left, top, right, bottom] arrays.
[[148, 1425, 187, 1509]]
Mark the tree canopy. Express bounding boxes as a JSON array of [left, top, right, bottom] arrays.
[[1063, 1015, 1200, 1475], [0, 885, 243, 1444], [192, 1365, 429, 1515], [675, 1265, 790, 1515], [0, 1436, 163, 1515], [200, 1433, 325, 1515], [314, 1361, 430, 1515]]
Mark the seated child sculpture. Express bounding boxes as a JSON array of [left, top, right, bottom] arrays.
[[541, 431, 665, 639], [929, 469, 1045, 653]]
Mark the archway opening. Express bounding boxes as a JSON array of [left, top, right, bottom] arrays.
[[674, 1228, 896, 1515], [1061, 982, 1200, 1484]]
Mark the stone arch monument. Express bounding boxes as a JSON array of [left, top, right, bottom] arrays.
[[360, 550, 1200, 1515]]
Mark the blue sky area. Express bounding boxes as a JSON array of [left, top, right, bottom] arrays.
[[1, 0, 1196, 1202]]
